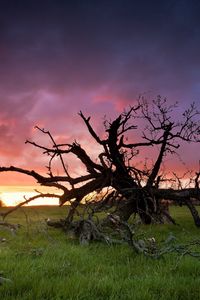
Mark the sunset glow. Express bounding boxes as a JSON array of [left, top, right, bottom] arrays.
[[1, 192, 59, 207], [0, 1, 199, 205], [0, 186, 59, 207]]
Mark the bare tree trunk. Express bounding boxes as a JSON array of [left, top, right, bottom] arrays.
[[184, 198, 200, 227]]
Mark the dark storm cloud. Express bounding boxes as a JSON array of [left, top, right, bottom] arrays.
[[0, 0, 199, 96]]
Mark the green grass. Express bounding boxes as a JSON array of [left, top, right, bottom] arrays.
[[1, 206, 200, 300]]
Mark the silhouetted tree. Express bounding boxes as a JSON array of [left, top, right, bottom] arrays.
[[0, 97, 200, 228]]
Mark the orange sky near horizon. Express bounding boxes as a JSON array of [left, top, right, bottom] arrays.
[[0, 137, 199, 207], [0, 185, 60, 207]]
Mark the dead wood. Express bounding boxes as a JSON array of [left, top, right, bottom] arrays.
[[0, 97, 199, 228]]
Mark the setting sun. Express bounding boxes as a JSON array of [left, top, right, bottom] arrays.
[[0, 186, 59, 207]]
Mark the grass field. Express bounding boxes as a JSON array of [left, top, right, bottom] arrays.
[[0, 206, 200, 300]]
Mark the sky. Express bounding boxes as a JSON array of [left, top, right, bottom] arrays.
[[0, 0, 200, 203]]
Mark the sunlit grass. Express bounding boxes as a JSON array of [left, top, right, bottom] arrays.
[[0, 206, 200, 299]]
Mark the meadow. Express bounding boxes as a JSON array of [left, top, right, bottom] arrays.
[[0, 206, 200, 300]]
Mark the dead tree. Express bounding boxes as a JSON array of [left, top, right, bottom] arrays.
[[0, 97, 200, 227]]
